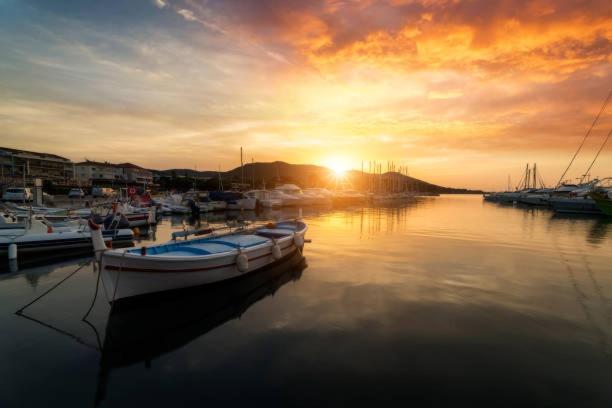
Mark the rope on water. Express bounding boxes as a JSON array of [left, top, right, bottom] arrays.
[[15, 259, 92, 315]]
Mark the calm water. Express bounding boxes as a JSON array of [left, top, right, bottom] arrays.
[[1, 195, 612, 407]]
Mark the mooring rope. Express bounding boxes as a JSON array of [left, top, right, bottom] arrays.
[[82, 262, 103, 321], [15, 259, 91, 315], [582, 128, 612, 182], [555, 89, 611, 188], [108, 250, 128, 312]]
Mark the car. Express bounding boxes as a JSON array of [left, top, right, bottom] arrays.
[[2, 187, 33, 202], [91, 187, 115, 198], [68, 188, 85, 199]]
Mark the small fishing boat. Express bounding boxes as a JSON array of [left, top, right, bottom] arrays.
[[94, 219, 308, 304], [94, 251, 305, 404]]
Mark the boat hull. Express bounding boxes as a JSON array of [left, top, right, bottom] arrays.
[[100, 224, 306, 303], [0, 229, 133, 257], [549, 197, 602, 215], [518, 195, 550, 206], [592, 197, 612, 216]]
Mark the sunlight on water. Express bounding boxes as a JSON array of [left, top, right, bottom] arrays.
[[1, 195, 612, 407]]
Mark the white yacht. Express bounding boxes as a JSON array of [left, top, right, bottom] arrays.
[[244, 190, 283, 208]]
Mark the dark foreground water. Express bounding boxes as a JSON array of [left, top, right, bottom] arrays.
[[1, 195, 612, 407]]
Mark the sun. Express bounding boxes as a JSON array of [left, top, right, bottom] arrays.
[[324, 157, 351, 178]]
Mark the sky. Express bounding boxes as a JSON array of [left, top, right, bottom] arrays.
[[0, 0, 611, 190]]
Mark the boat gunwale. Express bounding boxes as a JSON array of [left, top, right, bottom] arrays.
[[102, 223, 307, 262]]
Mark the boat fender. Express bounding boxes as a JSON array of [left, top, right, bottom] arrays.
[[293, 233, 304, 248], [141, 246, 147, 256], [266, 222, 276, 229], [236, 249, 249, 272], [8, 243, 17, 261], [271, 239, 282, 260], [133, 227, 140, 236]]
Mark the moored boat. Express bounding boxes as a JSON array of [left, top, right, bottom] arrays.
[[592, 194, 612, 216], [0, 215, 133, 260], [94, 219, 307, 304], [549, 196, 602, 215]]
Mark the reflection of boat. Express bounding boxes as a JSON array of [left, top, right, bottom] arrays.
[[303, 188, 333, 205], [97, 220, 307, 303], [334, 190, 368, 204], [95, 251, 306, 405]]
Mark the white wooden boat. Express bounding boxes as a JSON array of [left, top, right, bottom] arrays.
[[94, 220, 308, 303]]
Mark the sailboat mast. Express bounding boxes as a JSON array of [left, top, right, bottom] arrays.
[[240, 147, 244, 190]]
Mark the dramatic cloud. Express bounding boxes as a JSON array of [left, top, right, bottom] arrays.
[[0, 0, 610, 189]]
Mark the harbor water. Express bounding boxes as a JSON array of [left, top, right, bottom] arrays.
[[1, 194, 612, 407]]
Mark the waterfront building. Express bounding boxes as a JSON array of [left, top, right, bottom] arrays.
[[74, 161, 125, 186], [74, 160, 153, 186], [0, 146, 73, 186]]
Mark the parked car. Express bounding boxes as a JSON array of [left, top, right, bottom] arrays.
[[68, 188, 85, 199], [91, 187, 116, 198], [2, 187, 33, 202]]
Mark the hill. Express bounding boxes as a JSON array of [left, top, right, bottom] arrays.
[[153, 161, 481, 193]]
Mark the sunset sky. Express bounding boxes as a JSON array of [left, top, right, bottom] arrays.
[[0, 0, 611, 190]]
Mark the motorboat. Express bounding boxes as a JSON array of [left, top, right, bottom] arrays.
[[517, 188, 555, 206], [588, 178, 612, 216], [244, 190, 283, 208], [158, 194, 191, 215], [549, 196, 602, 215], [273, 184, 313, 206], [494, 189, 537, 203], [0, 215, 133, 260], [209, 191, 257, 210], [94, 219, 308, 304], [111, 203, 155, 227]]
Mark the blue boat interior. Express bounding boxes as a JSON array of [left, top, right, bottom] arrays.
[[128, 221, 303, 257]]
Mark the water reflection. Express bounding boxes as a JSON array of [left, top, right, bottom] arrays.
[[2, 196, 612, 407], [95, 252, 306, 406]]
